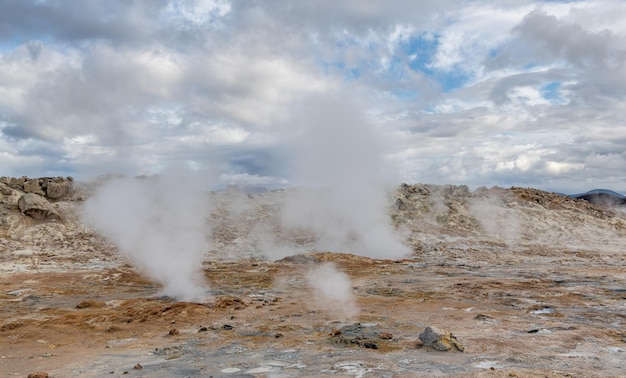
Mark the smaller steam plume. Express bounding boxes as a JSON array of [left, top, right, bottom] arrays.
[[469, 194, 521, 244], [306, 262, 359, 319], [82, 172, 212, 301]]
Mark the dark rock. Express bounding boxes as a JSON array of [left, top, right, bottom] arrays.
[[329, 323, 391, 350], [363, 342, 378, 349]]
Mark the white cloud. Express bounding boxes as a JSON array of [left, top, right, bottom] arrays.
[[162, 0, 231, 27], [0, 1, 625, 193], [544, 161, 584, 175]]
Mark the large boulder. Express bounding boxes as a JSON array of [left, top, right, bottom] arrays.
[[0, 182, 13, 196], [24, 179, 46, 196], [45, 177, 73, 199], [8, 176, 26, 191], [17, 193, 60, 220], [0, 182, 22, 208]]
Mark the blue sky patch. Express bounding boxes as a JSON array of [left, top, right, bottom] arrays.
[[401, 34, 468, 92], [541, 82, 560, 99]]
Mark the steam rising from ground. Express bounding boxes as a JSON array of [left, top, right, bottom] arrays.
[[80, 96, 409, 308], [306, 263, 358, 320], [276, 96, 410, 259], [82, 173, 211, 301], [469, 193, 521, 244]]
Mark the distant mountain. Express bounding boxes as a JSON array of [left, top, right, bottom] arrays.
[[567, 189, 626, 206]]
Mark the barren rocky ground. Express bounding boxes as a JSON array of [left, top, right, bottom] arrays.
[[1, 178, 626, 377]]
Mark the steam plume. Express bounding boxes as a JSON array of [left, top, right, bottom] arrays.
[[278, 95, 410, 259], [306, 262, 358, 319], [82, 172, 211, 301]]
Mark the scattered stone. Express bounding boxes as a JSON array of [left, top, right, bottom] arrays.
[[474, 314, 497, 323], [329, 323, 391, 350], [418, 326, 464, 352], [379, 331, 393, 340], [7, 289, 32, 296], [105, 326, 121, 333], [168, 328, 180, 335], [133, 363, 142, 370], [246, 366, 273, 374], [198, 326, 208, 332], [153, 345, 184, 357], [28, 373, 48, 378], [76, 300, 106, 309], [213, 296, 247, 310], [222, 324, 234, 330]]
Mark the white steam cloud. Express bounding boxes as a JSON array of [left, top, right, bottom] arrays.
[[79, 95, 409, 305], [82, 172, 212, 301], [276, 95, 410, 259], [306, 262, 359, 319]]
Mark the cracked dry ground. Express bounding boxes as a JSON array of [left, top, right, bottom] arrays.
[[1, 248, 625, 378]]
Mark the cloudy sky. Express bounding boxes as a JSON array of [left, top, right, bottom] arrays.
[[1, 0, 625, 193]]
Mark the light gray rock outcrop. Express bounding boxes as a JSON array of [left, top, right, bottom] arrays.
[[18, 193, 60, 220], [24, 179, 46, 196], [45, 177, 73, 199], [418, 326, 464, 352]]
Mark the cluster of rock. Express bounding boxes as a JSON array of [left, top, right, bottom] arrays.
[[0, 176, 74, 221], [1, 176, 73, 200]]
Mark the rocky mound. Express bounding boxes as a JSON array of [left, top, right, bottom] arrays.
[[2, 178, 626, 264]]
